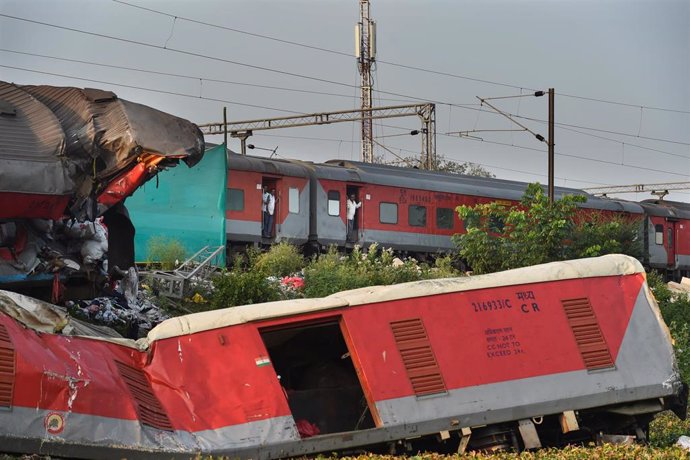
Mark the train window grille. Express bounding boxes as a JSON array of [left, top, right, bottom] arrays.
[[380, 202, 398, 224], [0, 323, 15, 409], [328, 190, 340, 216], [655, 224, 664, 245], [114, 361, 174, 431], [561, 298, 615, 371], [668, 228, 673, 249], [390, 318, 447, 397], [288, 187, 299, 214], [436, 207, 454, 229], [227, 188, 244, 211], [408, 205, 427, 227]]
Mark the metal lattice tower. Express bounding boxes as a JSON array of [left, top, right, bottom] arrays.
[[356, 0, 376, 163]]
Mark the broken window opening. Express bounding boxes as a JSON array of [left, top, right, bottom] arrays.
[[260, 320, 375, 437]]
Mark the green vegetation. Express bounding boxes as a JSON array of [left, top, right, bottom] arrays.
[[253, 241, 305, 277], [145, 235, 187, 270], [454, 183, 642, 275]]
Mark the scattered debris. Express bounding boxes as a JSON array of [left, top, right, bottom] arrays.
[[66, 289, 169, 339]]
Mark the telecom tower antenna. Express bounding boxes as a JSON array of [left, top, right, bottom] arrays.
[[356, 0, 376, 163]]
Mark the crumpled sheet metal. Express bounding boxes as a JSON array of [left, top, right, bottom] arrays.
[[0, 81, 205, 219], [22, 85, 205, 180], [0, 289, 136, 346], [0, 82, 73, 213]]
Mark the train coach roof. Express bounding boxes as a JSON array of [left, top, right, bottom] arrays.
[[322, 160, 643, 213], [146, 254, 644, 343], [227, 153, 311, 177], [640, 200, 690, 219]]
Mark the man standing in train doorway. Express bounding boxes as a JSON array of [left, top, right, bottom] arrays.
[[346, 193, 362, 242], [261, 185, 269, 237], [264, 189, 276, 238]]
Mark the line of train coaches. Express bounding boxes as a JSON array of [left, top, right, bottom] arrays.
[[226, 153, 690, 279]]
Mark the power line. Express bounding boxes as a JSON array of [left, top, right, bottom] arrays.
[[6, 12, 686, 149], [513, 113, 690, 147], [0, 13, 451, 107], [0, 48, 412, 104], [111, 0, 690, 115], [556, 124, 690, 160], [557, 92, 690, 115], [0, 64, 302, 114], [442, 132, 690, 179]]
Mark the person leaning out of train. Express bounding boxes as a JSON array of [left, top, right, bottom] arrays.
[[264, 189, 277, 238], [261, 185, 269, 236], [346, 194, 362, 242]]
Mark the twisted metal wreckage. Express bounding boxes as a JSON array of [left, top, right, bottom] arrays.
[[0, 81, 205, 299]]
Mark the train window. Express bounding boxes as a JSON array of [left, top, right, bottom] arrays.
[[655, 224, 664, 245], [288, 187, 299, 214], [436, 208, 454, 229], [408, 205, 427, 227], [328, 191, 340, 216], [227, 188, 244, 211], [380, 202, 398, 224], [668, 228, 673, 248], [489, 215, 504, 232]]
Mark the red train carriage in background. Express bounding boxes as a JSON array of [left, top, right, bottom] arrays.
[[0, 255, 685, 458], [225, 155, 311, 250], [640, 200, 690, 279], [225, 153, 690, 278]]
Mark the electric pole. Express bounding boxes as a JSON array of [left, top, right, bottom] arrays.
[[356, 0, 376, 163], [548, 88, 554, 203]]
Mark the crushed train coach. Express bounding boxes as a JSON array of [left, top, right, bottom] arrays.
[[0, 82, 205, 298], [0, 255, 685, 458]]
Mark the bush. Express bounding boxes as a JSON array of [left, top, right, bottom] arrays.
[[210, 258, 280, 309], [303, 244, 460, 298], [253, 242, 305, 277], [146, 236, 187, 270], [454, 183, 643, 275]]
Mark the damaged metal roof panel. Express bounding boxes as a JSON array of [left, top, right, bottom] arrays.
[[21, 85, 205, 182], [0, 81, 205, 219], [0, 82, 73, 219]]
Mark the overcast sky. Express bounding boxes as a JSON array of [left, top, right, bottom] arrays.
[[1, 0, 689, 201]]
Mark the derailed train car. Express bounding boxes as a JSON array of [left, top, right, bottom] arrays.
[[0, 255, 686, 458]]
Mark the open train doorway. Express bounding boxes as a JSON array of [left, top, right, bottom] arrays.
[[346, 185, 362, 242], [260, 320, 376, 437], [262, 178, 278, 239]]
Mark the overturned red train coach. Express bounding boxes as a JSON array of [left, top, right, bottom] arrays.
[[0, 254, 686, 458]]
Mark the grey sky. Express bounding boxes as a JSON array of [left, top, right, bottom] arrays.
[[1, 0, 689, 200]]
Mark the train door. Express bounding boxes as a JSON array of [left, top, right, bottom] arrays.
[[346, 185, 363, 242], [262, 178, 279, 239], [666, 219, 677, 268], [259, 319, 377, 437]]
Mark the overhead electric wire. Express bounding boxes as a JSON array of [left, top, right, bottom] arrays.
[[557, 92, 690, 115], [555, 124, 690, 160], [0, 48, 413, 104], [513, 113, 690, 147], [110, 0, 690, 115], [442, 132, 690, 179], [5, 12, 685, 149], [0, 64, 303, 114], [3, 11, 687, 178]]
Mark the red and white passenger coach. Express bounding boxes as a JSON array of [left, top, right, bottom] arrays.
[[0, 254, 685, 458]]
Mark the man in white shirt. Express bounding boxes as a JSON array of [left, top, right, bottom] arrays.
[[261, 186, 269, 237], [346, 194, 361, 242], [265, 189, 277, 238]]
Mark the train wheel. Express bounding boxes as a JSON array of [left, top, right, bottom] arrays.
[[467, 425, 519, 452]]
